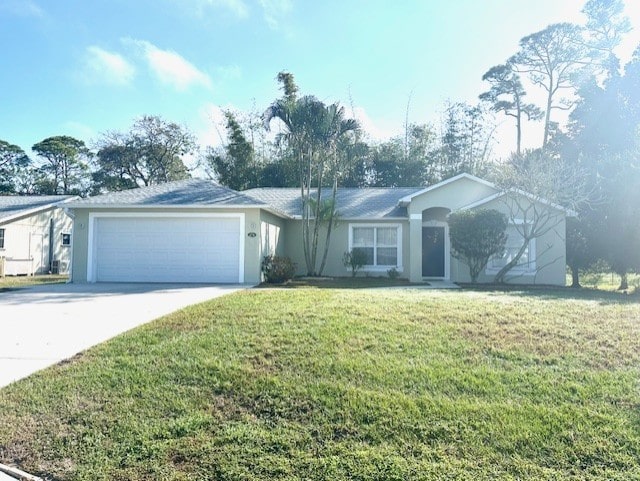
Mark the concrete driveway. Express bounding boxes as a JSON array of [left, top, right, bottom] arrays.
[[0, 282, 247, 388]]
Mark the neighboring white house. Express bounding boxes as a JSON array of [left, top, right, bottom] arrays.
[[0, 196, 77, 276]]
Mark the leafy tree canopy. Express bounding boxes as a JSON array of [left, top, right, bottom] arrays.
[[207, 111, 259, 191], [566, 48, 640, 288], [0, 140, 30, 193], [94, 115, 194, 192], [32, 135, 91, 195]]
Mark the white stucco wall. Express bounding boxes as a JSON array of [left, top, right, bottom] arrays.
[[450, 196, 567, 286], [283, 218, 410, 278]]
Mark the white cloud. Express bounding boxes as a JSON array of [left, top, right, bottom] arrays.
[[127, 39, 212, 91], [210, 0, 249, 17], [351, 106, 400, 142], [186, 103, 236, 178], [0, 0, 44, 17], [177, 0, 249, 18], [197, 103, 230, 148], [258, 0, 292, 29], [83, 46, 135, 86], [62, 121, 97, 143]]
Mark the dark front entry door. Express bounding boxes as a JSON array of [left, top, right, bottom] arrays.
[[422, 226, 445, 277]]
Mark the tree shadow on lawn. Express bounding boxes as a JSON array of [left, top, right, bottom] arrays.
[[459, 283, 640, 305]]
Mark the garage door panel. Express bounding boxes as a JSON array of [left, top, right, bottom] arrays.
[[93, 216, 241, 283]]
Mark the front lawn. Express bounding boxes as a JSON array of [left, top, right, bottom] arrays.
[[0, 274, 68, 289], [0, 288, 639, 480]]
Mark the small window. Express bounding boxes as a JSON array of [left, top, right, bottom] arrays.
[[61, 233, 71, 246], [0, 228, 4, 249]]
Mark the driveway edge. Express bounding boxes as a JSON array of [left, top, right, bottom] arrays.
[[0, 463, 43, 481]]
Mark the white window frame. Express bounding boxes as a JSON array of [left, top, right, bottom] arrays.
[[348, 223, 403, 272], [61, 233, 71, 247], [0, 228, 4, 249], [485, 220, 537, 275]]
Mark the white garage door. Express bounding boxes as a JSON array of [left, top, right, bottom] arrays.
[[92, 216, 242, 283]]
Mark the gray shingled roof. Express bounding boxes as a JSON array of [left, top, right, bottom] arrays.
[[244, 187, 420, 218], [0, 195, 75, 224], [66, 179, 421, 218], [68, 179, 267, 208]]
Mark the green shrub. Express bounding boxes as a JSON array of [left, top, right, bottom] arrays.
[[261, 255, 296, 284], [342, 249, 368, 277], [387, 267, 400, 280], [449, 209, 507, 283]]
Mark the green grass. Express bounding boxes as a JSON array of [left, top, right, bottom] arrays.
[[0, 274, 68, 289], [1, 288, 639, 480]]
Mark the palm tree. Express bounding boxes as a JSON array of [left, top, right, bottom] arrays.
[[316, 103, 359, 275], [264, 85, 359, 275]]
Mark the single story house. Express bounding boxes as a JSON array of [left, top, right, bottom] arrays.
[[0, 195, 77, 276], [66, 174, 567, 285]]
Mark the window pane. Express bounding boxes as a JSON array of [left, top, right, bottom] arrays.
[[376, 227, 397, 246], [507, 227, 528, 267], [518, 246, 530, 267], [491, 250, 507, 268], [490, 226, 531, 269], [377, 247, 397, 266], [353, 247, 374, 265], [353, 227, 374, 247], [0, 228, 4, 249], [506, 226, 524, 247]]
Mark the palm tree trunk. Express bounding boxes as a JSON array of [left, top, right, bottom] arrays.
[[318, 155, 338, 275], [310, 156, 325, 275], [300, 145, 313, 275]]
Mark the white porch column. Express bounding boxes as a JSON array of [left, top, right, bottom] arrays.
[[409, 214, 422, 282]]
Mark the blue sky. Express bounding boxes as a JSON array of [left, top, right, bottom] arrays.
[[1, 0, 639, 162]]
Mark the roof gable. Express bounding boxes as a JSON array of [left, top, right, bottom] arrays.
[[398, 173, 496, 206], [459, 189, 574, 215]]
